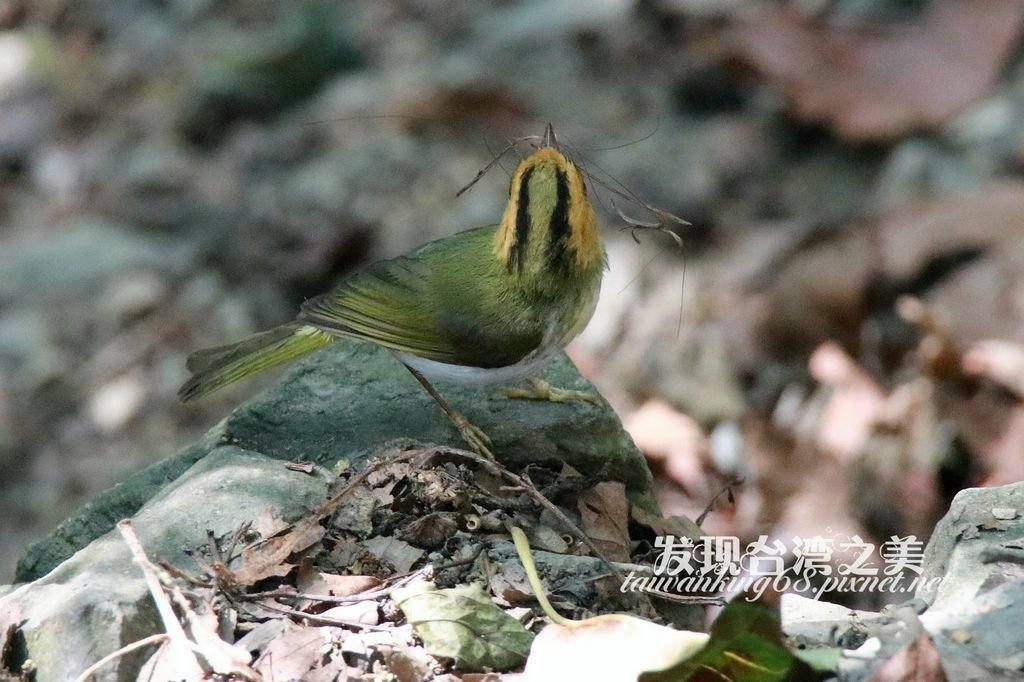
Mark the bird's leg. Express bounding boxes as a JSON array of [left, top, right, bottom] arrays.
[[502, 377, 602, 406], [404, 365, 495, 460]]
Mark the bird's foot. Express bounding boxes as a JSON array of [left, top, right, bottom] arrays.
[[450, 411, 496, 460], [502, 377, 602, 406]]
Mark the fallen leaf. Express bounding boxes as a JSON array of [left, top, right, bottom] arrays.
[[233, 513, 326, 586], [732, 1, 1024, 141], [331, 486, 379, 537], [138, 638, 205, 682], [641, 601, 804, 682], [870, 632, 948, 682], [392, 581, 533, 671], [297, 563, 382, 598], [379, 643, 439, 682], [254, 623, 328, 682], [524, 614, 709, 682], [321, 601, 380, 625], [508, 523, 708, 682], [234, 619, 287, 654], [578, 481, 632, 562], [118, 520, 256, 681], [526, 524, 570, 554], [362, 536, 425, 574], [0, 604, 22, 663], [631, 506, 703, 543], [253, 506, 291, 538], [401, 511, 459, 550], [303, 652, 350, 682]]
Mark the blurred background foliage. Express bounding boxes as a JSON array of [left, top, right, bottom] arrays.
[[1, 0, 1024, 599]]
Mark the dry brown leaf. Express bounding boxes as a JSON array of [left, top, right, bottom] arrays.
[[302, 652, 350, 682], [401, 511, 458, 550], [630, 506, 703, 542], [137, 638, 204, 682], [297, 567, 382, 598], [331, 486, 379, 536], [732, 1, 1024, 141], [870, 632, 948, 681], [253, 623, 328, 681], [379, 643, 439, 682], [578, 481, 632, 563], [527, 524, 570, 554], [233, 514, 325, 586], [118, 520, 256, 681], [0, 604, 22, 660], [253, 506, 291, 538]]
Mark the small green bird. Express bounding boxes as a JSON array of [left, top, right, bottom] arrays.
[[179, 125, 607, 458]]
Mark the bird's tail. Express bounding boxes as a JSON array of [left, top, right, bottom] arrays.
[[178, 323, 333, 402]]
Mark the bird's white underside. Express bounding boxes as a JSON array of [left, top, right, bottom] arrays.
[[394, 349, 558, 386]]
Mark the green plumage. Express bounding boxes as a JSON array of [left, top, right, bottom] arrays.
[[178, 224, 603, 401], [178, 323, 332, 401], [178, 141, 608, 407]]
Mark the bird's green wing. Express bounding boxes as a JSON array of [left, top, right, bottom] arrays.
[[299, 253, 458, 361], [298, 225, 541, 366]]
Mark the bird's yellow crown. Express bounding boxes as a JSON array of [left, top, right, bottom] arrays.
[[494, 147, 603, 278]]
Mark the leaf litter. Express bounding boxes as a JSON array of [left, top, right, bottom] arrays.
[[73, 444, 786, 681]]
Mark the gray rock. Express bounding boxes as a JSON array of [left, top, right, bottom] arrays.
[[915, 481, 1024, 609], [781, 593, 883, 650], [915, 483, 1024, 677], [0, 445, 330, 682], [784, 482, 1024, 680], [17, 341, 653, 582], [2, 340, 651, 680]]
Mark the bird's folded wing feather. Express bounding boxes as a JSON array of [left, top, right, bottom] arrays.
[[298, 253, 460, 362]]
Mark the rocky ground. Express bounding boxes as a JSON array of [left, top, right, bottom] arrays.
[[2, 0, 1024, 679]]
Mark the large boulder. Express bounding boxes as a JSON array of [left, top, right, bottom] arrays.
[[1, 341, 652, 681]]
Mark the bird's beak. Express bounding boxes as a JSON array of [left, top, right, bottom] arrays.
[[542, 123, 557, 149]]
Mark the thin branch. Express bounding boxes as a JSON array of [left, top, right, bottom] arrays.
[[695, 477, 744, 527], [72, 634, 169, 682]]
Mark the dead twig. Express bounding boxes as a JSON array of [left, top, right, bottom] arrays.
[[239, 599, 391, 631], [116, 519, 258, 680], [695, 477, 743, 527], [72, 634, 169, 682]]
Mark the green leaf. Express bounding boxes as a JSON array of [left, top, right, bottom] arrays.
[[641, 601, 821, 682], [392, 582, 533, 671]]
